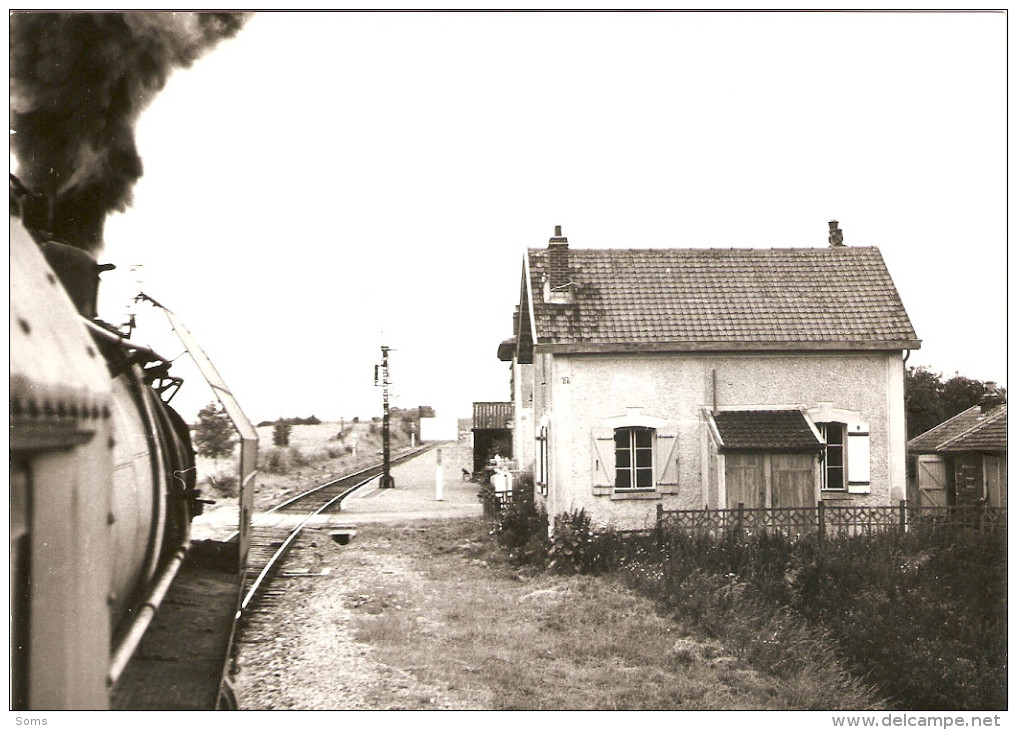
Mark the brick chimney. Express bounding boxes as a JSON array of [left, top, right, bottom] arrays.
[[828, 220, 845, 247], [548, 225, 569, 292], [979, 382, 1006, 414]]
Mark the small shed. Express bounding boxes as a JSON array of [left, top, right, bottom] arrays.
[[907, 388, 1007, 509], [471, 401, 513, 473]]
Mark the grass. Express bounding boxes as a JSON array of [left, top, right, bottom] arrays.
[[335, 519, 881, 710], [194, 420, 416, 509]]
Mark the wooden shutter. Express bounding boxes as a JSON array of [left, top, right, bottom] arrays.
[[591, 428, 615, 493], [654, 430, 679, 494], [846, 422, 870, 493]]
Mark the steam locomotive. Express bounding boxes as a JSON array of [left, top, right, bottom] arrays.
[[9, 176, 254, 710]]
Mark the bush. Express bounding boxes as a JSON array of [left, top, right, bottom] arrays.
[[259, 446, 309, 473], [621, 525, 1006, 710], [324, 445, 353, 459], [200, 469, 238, 500], [548, 509, 625, 575], [490, 475, 548, 566]]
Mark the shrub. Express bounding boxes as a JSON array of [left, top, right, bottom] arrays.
[[323, 444, 354, 459], [202, 470, 238, 500], [623, 524, 1005, 710], [491, 475, 548, 566], [548, 509, 626, 575], [259, 446, 309, 473]]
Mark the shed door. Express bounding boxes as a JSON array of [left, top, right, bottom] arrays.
[[725, 453, 765, 508], [917, 455, 948, 508], [984, 455, 1006, 509], [772, 452, 816, 509]]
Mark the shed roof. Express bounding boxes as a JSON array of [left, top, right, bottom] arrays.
[[709, 409, 823, 451], [908, 404, 1007, 454], [525, 246, 920, 351], [472, 401, 513, 430]]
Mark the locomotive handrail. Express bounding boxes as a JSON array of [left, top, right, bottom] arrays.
[[106, 523, 191, 687], [138, 292, 259, 575], [81, 316, 171, 365]]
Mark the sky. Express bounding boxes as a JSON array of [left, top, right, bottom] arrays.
[[81, 10, 1007, 425]]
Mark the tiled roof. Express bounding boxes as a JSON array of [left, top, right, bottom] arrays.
[[472, 402, 513, 430], [711, 410, 823, 451], [908, 405, 1007, 453], [526, 247, 919, 349]]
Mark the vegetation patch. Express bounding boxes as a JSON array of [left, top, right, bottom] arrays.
[[342, 520, 841, 710], [483, 497, 1005, 710]]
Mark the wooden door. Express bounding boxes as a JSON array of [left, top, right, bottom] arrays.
[[725, 453, 765, 508], [771, 452, 816, 508], [984, 455, 1006, 509], [917, 455, 949, 508]]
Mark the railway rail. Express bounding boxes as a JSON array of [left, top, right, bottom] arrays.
[[236, 444, 434, 625]]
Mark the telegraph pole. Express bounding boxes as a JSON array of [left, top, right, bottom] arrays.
[[375, 345, 395, 488]]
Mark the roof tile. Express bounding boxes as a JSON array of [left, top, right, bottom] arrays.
[[712, 410, 822, 451], [528, 247, 919, 347]]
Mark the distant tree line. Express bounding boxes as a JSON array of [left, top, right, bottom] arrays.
[[905, 366, 1005, 439], [256, 415, 322, 428]]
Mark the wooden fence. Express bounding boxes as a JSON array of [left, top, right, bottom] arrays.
[[657, 501, 1006, 540]]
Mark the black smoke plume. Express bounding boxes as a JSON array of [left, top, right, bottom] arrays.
[[10, 11, 250, 252]]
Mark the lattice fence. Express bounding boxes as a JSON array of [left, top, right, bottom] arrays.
[[657, 501, 1006, 539]]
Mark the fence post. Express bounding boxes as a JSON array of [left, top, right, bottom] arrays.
[[817, 500, 825, 545], [655, 503, 664, 548], [898, 499, 907, 535], [736, 502, 744, 540]]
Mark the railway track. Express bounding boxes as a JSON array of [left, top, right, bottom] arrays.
[[235, 444, 434, 634]]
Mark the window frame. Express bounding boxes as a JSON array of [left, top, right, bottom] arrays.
[[614, 426, 656, 492], [818, 421, 847, 492]]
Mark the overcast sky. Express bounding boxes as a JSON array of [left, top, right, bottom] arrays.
[[91, 10, 1007, 424]]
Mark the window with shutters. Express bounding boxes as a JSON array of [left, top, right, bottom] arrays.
[[591, 419, 679, 498], [615, 426, 654, 490], [818, 420, 870, 494]]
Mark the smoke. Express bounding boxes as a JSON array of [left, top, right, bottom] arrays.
[[10, 11, 250, 252]]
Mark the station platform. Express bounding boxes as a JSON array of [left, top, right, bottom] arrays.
[[336, 440, 484, 523]]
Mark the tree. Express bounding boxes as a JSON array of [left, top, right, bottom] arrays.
[[904, 367, 1004, 439], [273, 419, 292, 447], [194, 401, 235, 460]]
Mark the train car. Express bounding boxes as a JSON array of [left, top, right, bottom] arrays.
[[9, 177, 256, 710]]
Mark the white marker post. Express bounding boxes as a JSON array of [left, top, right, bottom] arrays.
[[435, 448, 444, 501]]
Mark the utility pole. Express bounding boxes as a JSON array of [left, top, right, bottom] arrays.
[[375, 345, 395, 488]]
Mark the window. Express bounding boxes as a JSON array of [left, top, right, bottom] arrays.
[[591, 419, 678, 497], [819, 422, 846, 491], [615, 426, 654, 490]]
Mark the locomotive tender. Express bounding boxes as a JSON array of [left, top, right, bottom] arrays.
[[9, 178, 255, 710]]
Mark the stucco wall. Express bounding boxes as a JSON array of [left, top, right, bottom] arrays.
[[511, 360, 535, 477], [535, 349, 906, 531]]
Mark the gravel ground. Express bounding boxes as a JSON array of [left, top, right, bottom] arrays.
[[232, 440, 490, 710]]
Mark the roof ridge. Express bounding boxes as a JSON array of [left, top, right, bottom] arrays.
[[527, 245, 882, 253]]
